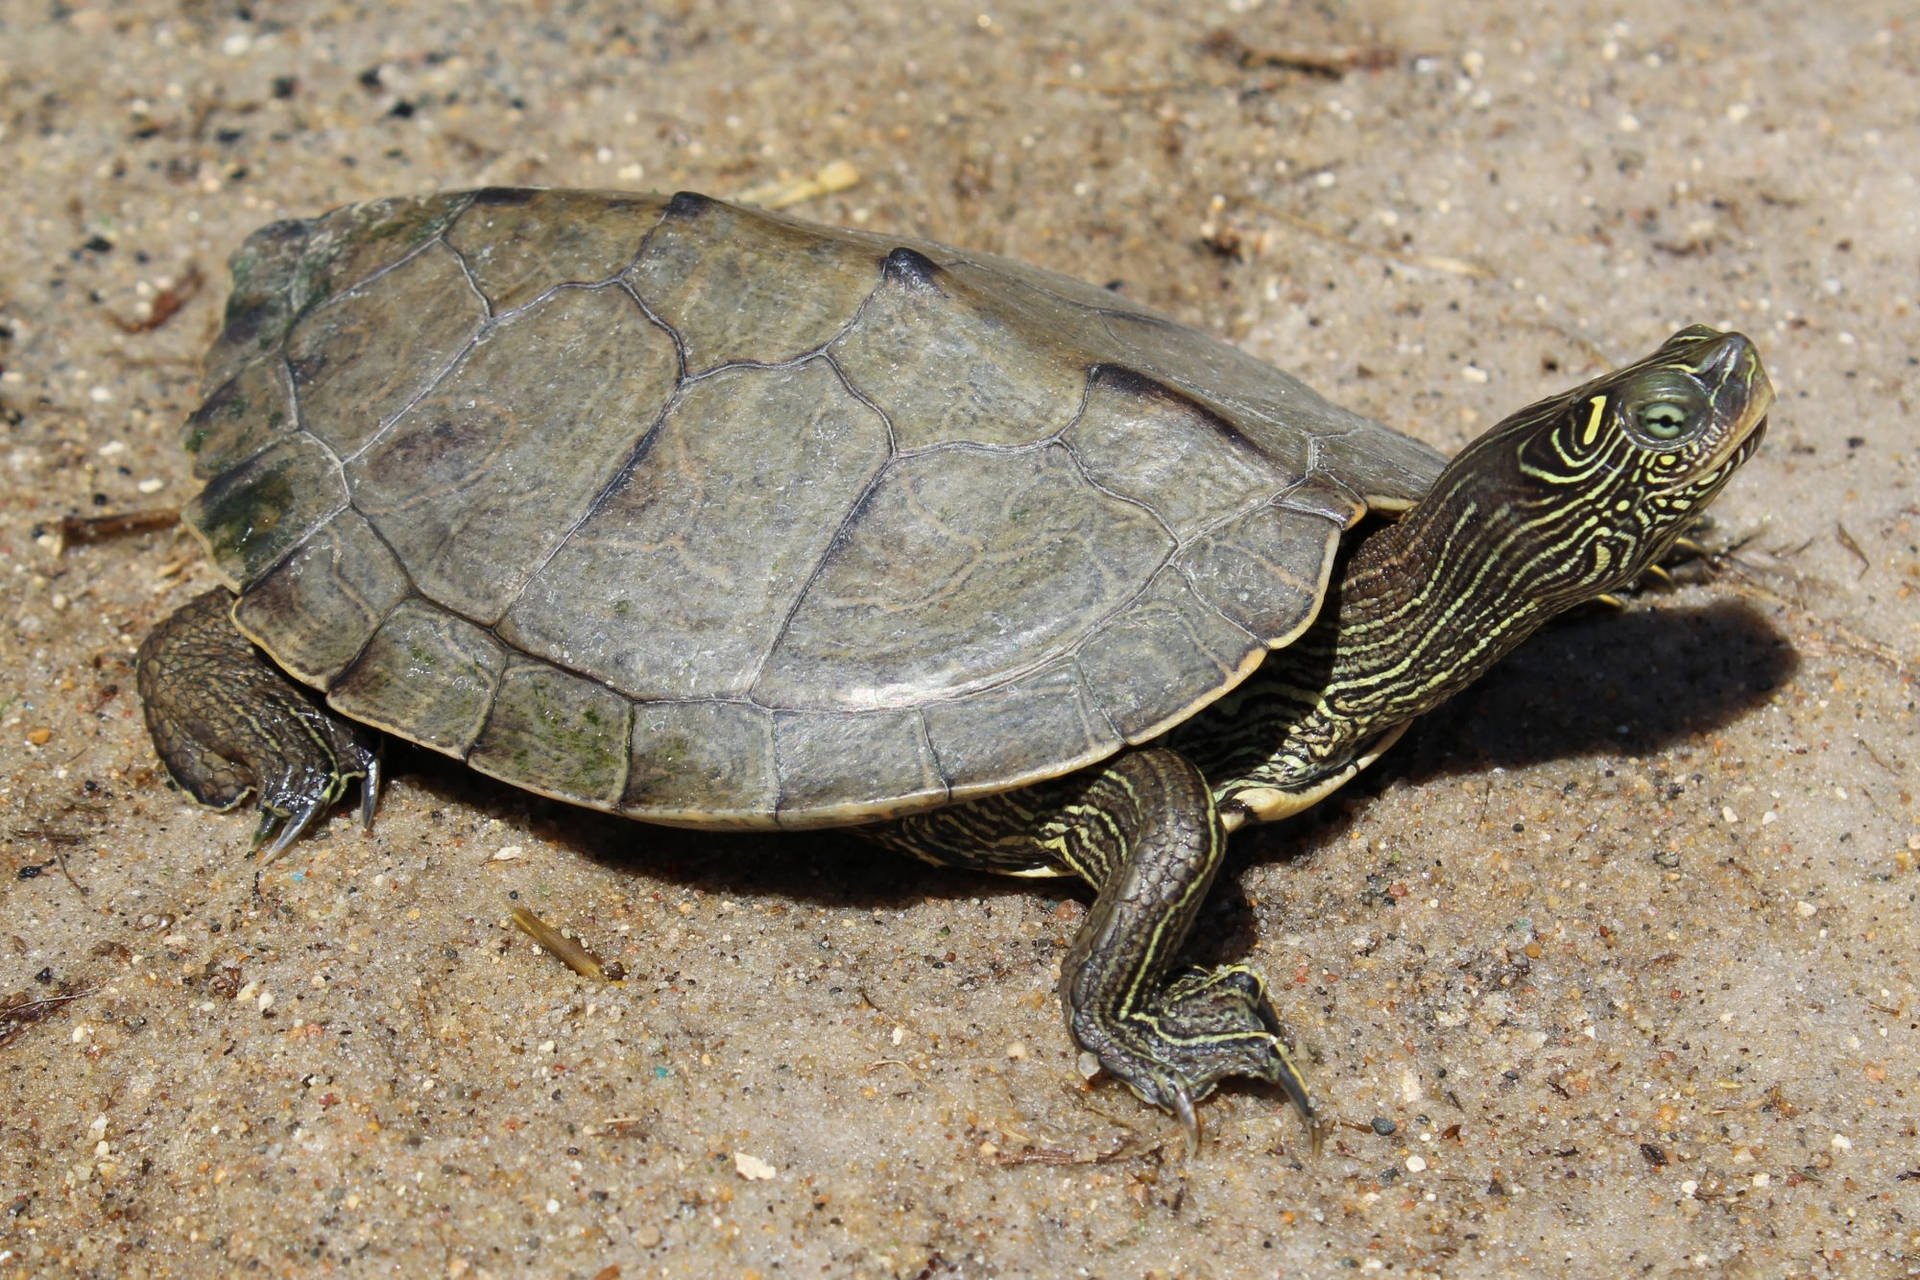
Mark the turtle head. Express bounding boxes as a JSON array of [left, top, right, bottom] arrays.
[[1437, 324, 1771, 606], [1221, 326, 1768, 779], [1293, 326, 1768, 758]]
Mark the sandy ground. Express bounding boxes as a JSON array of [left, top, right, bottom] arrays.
[[3, 0, 1917, 1275]]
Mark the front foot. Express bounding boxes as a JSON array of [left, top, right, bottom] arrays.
[[1069, 962, 1319, 1151], [137, 589, 380, 856]]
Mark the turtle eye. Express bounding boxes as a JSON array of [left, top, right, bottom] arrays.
[[1621, 370, 1709, 446], [1636, 400, 1691, 439]]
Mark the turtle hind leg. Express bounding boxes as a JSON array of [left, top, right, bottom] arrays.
[[136, 588, 380, 856], [877, 746, 1317, 1150]]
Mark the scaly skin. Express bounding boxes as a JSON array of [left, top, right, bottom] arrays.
[[138, 589, 378, 856], [873, 747, 1318, 1151]]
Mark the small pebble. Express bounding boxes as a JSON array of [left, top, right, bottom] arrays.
[[1370, 1117, 1397, 1136], [734, 1151, 777, 1181]]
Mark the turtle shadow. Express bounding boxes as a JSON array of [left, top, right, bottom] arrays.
[[395, 597, 1794, 922], [388, 598, 1792, 976], [1374, 596, 1794, 785], [1230, 596, 1795, 874], [574, 820, 975, 913], [394, 746, 1031, 915]]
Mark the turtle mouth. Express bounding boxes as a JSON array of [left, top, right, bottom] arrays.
[[1700, 365, 1770, 473], [1673, 411, 1765, 497], [1696, 414, 1766, 485], [1689, 329, 1772, 475]]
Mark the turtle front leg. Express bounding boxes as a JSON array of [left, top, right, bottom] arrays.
[[877, 746, 1317, 1147], [136, 589, 380, 855]]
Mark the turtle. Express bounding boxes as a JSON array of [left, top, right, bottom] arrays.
[[136, 187, 1771, 1145]]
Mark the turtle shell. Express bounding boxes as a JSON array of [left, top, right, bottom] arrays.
[[181, 188, 1445, 829]]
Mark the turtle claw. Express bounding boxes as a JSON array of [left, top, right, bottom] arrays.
[[255, 790, 328, 861], [358, 749, 384, 831], [1166, 1077, 1201, 1156]]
